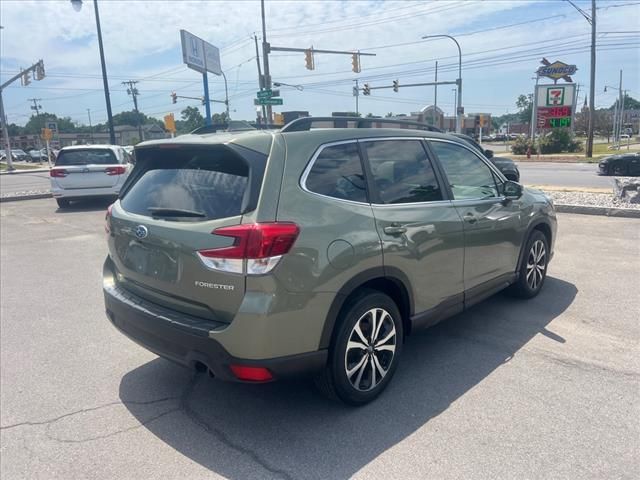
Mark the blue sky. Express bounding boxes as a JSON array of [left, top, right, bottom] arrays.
[[1, 0, 639, 126]]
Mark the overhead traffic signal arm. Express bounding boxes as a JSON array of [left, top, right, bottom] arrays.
[[1, 60, 45, 90]]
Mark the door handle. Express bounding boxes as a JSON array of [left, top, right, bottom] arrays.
[[383, 225, 407, 235], [463, 213, 477, 224]]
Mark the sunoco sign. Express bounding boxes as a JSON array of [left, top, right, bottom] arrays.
[[537, 58, 577, 83]]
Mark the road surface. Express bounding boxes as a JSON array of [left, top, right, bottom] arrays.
[[516, 161, 614, 189], [0, 170, 50, 196], [1, 162, 616, 195], [1, 199, 638, 479]]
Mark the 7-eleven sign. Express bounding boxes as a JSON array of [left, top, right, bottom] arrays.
[[546, 87, 565, 106]]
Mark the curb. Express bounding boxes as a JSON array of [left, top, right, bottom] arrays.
[[555, 203, 640, 219], [0, 168, 50, 175], [0, 192, 52, 203]]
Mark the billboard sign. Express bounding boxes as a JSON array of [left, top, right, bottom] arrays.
[[180, 30, 222, 76]]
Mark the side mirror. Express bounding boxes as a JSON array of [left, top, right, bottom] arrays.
[[484, 149, 494, 159], [503, 180, 523, 199]]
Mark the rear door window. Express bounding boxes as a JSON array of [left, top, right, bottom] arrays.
[[55, 149, 117, 166], [362, 139, 443, 204], [120, 146, 255, 221]]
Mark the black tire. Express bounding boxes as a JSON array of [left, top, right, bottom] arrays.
[[612, 164, 627, 176], [315, 289, 403, 405], [507, 230, 549, 299], [56, 198, 70, 209]]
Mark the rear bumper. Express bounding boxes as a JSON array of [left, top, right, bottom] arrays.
[[103, 264, 327, 382], [51, 185, 120, 199]]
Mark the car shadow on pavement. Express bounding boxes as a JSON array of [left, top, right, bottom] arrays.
[[54, 198, 114, 213], [120, 276, 576, 480]]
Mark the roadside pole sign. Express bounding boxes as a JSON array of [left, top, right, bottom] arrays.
[[535, 83, 576, 129], [257, 89, 273, 99], [46, 121, 58, 133], [41, 128, 52, 141], [180, 30, 222, 76]]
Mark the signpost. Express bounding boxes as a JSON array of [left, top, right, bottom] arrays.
[[180, 30, 222, 126]]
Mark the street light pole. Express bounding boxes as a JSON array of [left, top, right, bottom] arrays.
[[70, 0, 116, 144], [422, 34, 462, 133]]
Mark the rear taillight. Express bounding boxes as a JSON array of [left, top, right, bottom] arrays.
[[105, 166, 126, 175], [197, 222, 299, 275], [50, 168, 68, 178], [105, 204, 113, 234]]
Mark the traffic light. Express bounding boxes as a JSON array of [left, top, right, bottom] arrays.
[[171, 92, 177, 104], [34, 60, 45, 81], [304, 49, 314, 70], [351, 53, 360, 73], [393, 80, 399, 92], [21, 69, 31, 86], [363, 84, 370, 96]]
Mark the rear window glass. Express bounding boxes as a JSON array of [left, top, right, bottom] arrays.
[[120, 147, 249, 221], [56, 149, 118, 166]]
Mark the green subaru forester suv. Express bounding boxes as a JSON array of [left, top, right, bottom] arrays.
[[103, 117, 556, 405]]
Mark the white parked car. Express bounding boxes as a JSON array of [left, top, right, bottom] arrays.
[[50, 145, 133, 208]]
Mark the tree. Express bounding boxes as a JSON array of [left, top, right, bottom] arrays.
[[610, 94, 640, 110], [385, 112, 394, 118], [178, 106, 204, 133], [22, 113, 77, 134], [516, 94, 533, 124]]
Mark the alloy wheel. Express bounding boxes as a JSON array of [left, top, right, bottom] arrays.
[[344, 308, 396, 392], [526, 239, 546, 290]]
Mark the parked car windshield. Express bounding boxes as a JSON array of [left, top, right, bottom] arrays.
[[55, 149, 118, 166]]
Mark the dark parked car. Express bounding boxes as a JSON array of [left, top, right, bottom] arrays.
[[450, 133, 520, 181], [598, 152, 640, 176]]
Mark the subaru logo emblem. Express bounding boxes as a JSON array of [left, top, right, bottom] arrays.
[[134, 225, 148, 239]]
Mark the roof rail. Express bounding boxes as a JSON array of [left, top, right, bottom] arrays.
[[280, 116, 443, 133]]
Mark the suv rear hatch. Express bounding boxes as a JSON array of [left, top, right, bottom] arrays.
[[107, 143, 271, 324]]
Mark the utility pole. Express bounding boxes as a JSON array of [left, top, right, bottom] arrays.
[[254, 34, 267, 124], [28, 98, 43, 152], [28, 98, 42, 117], [123, 80, 143, 142], [354, 79, 359, 116], [452, 88, 457, 132], [261, 0, 272, 124], [433, 61, 438, 127], [586, 0, 596, 157], [87, 108, 93, 143]]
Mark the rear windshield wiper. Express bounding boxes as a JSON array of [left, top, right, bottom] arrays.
[[148, 207, 206, 218]]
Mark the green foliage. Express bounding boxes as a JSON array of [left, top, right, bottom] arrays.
[[516, 94, 533, 124], [538, 129, 583, 154], [609, 93, 640, 110], [22, 113, 76, 135], [511, 136, 537, 155], [177, 106, 204, 133]]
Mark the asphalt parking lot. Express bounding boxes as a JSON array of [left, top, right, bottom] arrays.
[[1, 199, 639, 479]]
